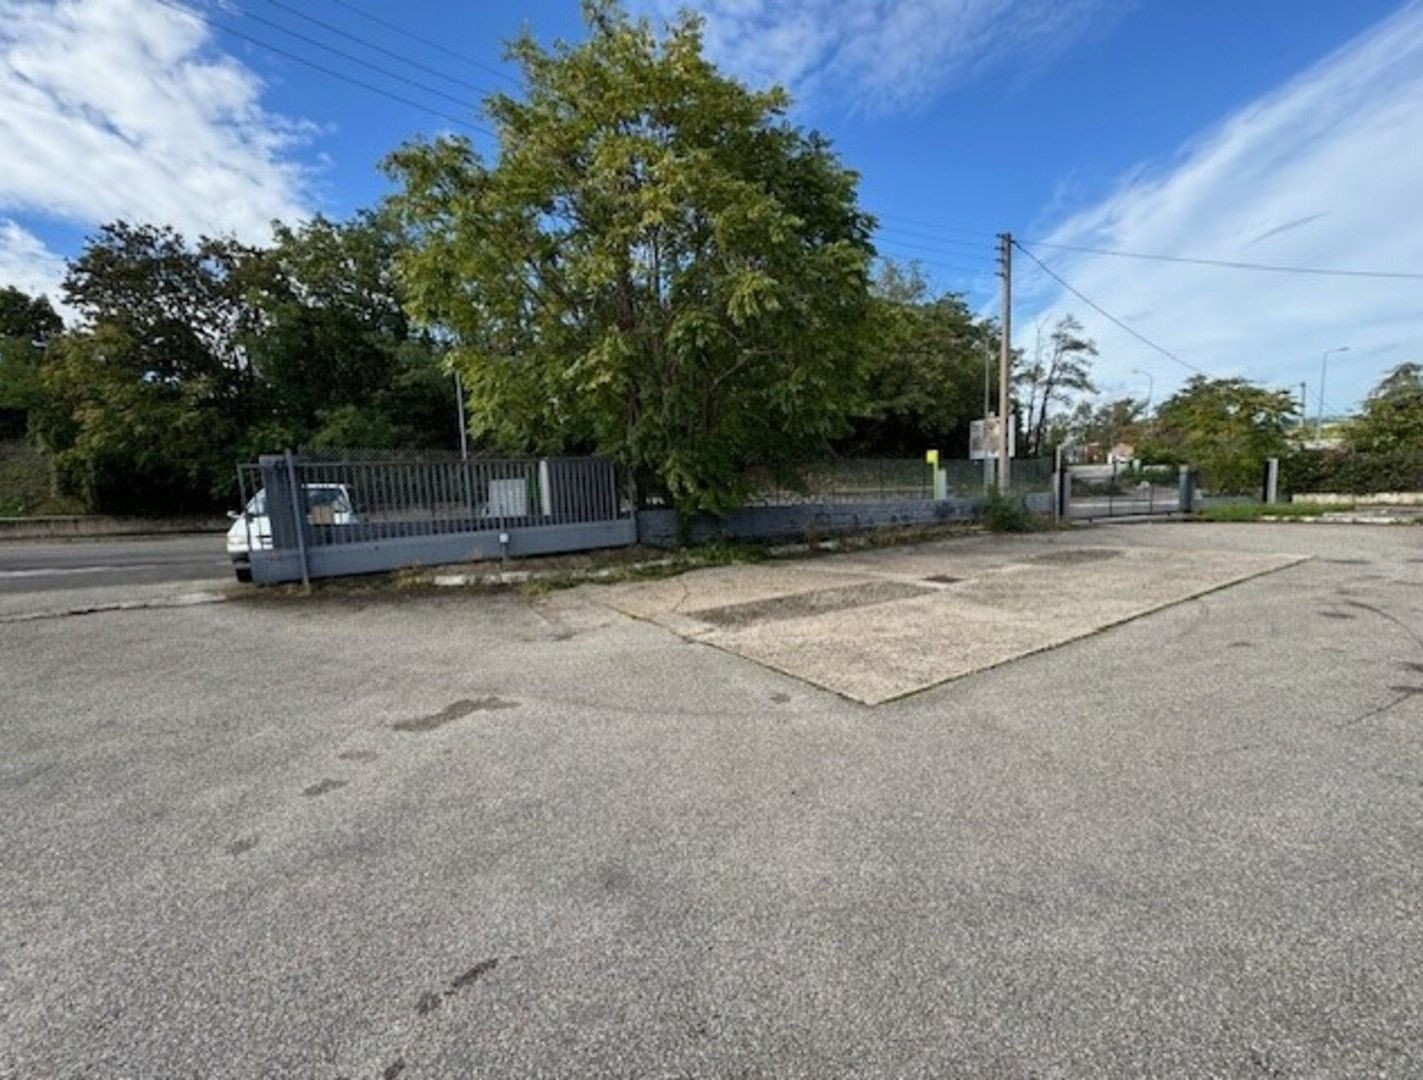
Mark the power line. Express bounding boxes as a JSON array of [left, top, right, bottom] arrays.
[[323, 0, 521, 88], [1022, 239, 1423, 281], [874, 235, 998, 264], [1013, 241, 1204, 376], [232, 3, 481, 112], [263, 0, 497, 97], [153, 0, 494, 137], [873, 227, 996, 254], [873, 246, 999, 276], [870, 212, 998, 241]]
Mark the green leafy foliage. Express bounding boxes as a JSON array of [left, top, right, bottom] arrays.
[[1053, 395, 1144, 457], [1283, 448, 1423, 495], [842, 260, 995, 456], [384, 1, 874, 514], [981, 489, 1036, 532], [0, 439, 82, 516], [1015, 314, 1097, 456], [0, 286, 64, 439], [1346, 362, 1423, 453], [1138, 376, 1296, 494], [18, 215, 458, 514]]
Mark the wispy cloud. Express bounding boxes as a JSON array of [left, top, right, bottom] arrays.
[[1020, 3, 1423, 413], [0, 0, 313, 299], [0, 219, 67, 309], [637, 0, 1119, 112]]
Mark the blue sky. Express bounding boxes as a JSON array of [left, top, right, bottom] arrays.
[[2, 0, 1420, 416]]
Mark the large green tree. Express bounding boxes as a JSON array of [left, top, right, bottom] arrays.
[[842, 260, 995, 457], [32, 216, 458, 514], [1139, 376, 1297, 493], [242, 212, 459, 453], [1347, 362, 1423, 453], [1053, 395, 1145, 456], [385, 0, 875, 513], [31, 223, 261, 512]]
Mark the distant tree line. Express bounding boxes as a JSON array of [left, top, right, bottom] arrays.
[[10, 2, 1413, 517], [0, 215, 460, 514], [0, 4, 1017, 518]]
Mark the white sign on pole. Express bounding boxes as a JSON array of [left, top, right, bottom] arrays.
[[970, 415, 1015, 460]]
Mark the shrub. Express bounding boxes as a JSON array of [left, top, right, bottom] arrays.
[[983, 490, 1035, 532], [1283, 448, 1423, 495]]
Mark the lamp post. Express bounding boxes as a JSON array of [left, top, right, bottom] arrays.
[[1316, 346, 1350, 443]]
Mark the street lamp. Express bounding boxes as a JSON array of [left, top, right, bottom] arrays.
[[1316, 346, 1350, 443]]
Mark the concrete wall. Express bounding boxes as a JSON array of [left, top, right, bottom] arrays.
[[0, 515, 228, 541], [249, 519, 638, 584], [636, 493, 1053, 547]]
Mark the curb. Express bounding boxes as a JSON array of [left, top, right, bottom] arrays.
[[430, 558, 682, 589], [1259, 514, 1417, 525], [0, 590, 228, 623]]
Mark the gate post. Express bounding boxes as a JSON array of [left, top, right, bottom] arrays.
[[257, 451, 309, 586], [1178, 465, 1196, 515], [1054, 444, 1071, 522], [1263, 457, 1280, 505], [283, 449, 311, 588]]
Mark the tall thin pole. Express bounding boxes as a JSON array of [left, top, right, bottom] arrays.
[[1299, 382, 1307, 429], [983, 337, 991, 424], [998, 232, 1012, 493], [453, 368, 469, 461], [1316, 352, 1327, 443], [1316, 345, 1350, 443], [983, 337, 993, 488]]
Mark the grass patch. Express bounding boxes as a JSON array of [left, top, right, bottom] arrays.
[[1198, 501, 1352, 522]]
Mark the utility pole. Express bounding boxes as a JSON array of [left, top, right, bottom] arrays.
[[997, 232, 1013, 492], [1299, 381, 1307, 430]]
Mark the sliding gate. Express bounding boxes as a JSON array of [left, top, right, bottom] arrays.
[[238, 452, 636, 584], [1064, 463, 1193, 521]]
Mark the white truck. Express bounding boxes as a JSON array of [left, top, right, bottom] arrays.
[[226, 483, 356, 582]]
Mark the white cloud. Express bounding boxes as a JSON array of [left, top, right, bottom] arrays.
[[638, 0, 1117, 112], [1021, 3, 1423, 415], [0, 0, 312, 298], [0, 219, 67, 309]]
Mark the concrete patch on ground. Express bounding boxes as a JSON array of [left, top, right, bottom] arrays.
[[590, 535, 1307, 704]]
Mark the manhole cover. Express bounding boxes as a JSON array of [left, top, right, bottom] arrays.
[[923, 574, 963, 585]]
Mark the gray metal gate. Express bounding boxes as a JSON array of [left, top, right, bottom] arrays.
[[237, 452, 635, 584], [1063, 463, 1195, 521]]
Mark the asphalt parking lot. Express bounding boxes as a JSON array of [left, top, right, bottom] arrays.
[[2, 522, 1421, 1076]]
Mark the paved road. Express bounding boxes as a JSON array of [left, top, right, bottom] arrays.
[[2, 523, 1421, 1076], [0, 534, 231, 594]]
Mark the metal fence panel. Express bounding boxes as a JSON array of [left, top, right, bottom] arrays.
[[1066, 462, 1183, 520], [242, 451, 632, 583]]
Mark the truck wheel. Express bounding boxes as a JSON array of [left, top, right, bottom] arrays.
[[234, 566, 252, 583]]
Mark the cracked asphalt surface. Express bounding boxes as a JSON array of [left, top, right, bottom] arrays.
[[2, 522, 1421, 1077]]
